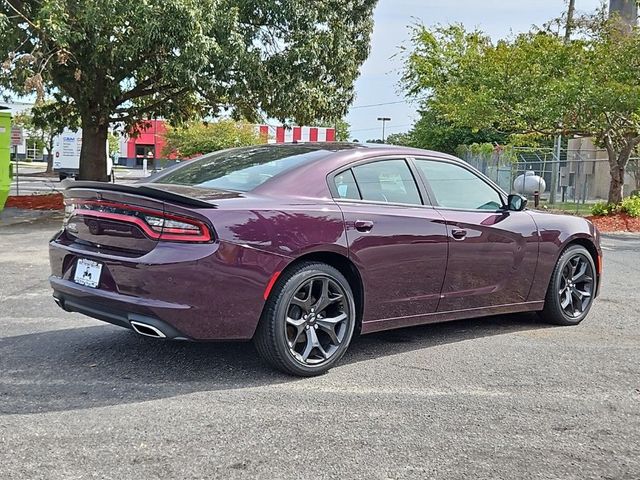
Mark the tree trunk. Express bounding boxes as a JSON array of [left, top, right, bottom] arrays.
[[79, 115, 109, 181], [604, 134, 638, 204], [564, 0, 576, 43], [607, 160, 626, 204], [45, 135, 54, 173]]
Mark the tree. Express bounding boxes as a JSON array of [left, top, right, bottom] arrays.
[[385, 132, 412, 146], [0, 1, 377, 181], [162, 120, 264, 158], [401, 108, 507, 154], [402, 9, 640, 204], [329, 119, 351, 142]]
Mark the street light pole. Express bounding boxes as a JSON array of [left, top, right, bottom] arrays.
[[377, 117, 391, 142]]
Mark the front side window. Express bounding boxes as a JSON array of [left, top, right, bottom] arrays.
[[351, 159, 422, 205], [414, 159, 503, 210]]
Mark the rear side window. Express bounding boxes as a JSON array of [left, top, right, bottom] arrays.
[[351, 160, 422, 205], [334, 169, 361, 200]]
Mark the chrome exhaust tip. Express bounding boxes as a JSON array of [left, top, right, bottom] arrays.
[[130, 320, 167, 339]]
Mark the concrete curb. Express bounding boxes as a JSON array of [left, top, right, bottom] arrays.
[[0, 207, 63, 227]]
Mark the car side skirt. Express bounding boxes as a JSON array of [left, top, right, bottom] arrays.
[[360, 300, 545, 334]]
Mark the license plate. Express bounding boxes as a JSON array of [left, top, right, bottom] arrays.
[[74, 259, 103, 288]]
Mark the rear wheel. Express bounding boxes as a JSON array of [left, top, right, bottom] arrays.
[[254, 262, 356, 376], [539, 245, 596, 326]]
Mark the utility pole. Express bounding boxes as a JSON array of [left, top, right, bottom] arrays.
[[609, 0, 638, 26], [551, 1, 577, 204], [564, 0, 576, 43], [377, 117, 391, 142]]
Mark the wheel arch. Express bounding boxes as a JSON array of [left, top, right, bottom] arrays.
[[262, 251, 365, 334], [562, 236, 601, 274], [560, 236, 602, 296]]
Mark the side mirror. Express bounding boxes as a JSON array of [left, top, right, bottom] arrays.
[[507, 194, 527, 211]]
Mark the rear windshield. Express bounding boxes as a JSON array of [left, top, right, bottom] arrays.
[[153, 145, 332, 192]]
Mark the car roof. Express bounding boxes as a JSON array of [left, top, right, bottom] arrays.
[[252, 142, 463, 198]]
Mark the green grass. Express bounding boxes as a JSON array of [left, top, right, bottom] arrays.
[[533, 201, 594, 216]]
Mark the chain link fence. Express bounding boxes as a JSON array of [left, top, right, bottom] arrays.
[[459, 146, 640, 215]]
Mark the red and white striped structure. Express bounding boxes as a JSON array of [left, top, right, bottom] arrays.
[[258, 125, 336, 144]]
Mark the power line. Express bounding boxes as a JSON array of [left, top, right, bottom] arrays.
[[350, 123, 413, 133], [350, 100, 408, 110], [349, 97, 426, 110]]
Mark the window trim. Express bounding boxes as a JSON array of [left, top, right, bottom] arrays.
[[408, 156, 508, 212], [327, 156, 430, 208]]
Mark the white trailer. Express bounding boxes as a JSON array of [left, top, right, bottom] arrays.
[[53, 128, 112, 181]]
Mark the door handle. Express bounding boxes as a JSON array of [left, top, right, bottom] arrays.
[[451, 228, 467, 240], [354, 220, 374, 232]]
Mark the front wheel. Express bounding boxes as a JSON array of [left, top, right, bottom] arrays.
[[539, 245, 596, 326], [254, 262, 356, 376]]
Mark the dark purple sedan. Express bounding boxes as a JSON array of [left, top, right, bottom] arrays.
[[49, 143, 602, 376]]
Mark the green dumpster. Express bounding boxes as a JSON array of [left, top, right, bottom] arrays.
[[0, 111, 11, 211]]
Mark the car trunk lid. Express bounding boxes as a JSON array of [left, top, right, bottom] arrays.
[[61, 182, 217, 256]]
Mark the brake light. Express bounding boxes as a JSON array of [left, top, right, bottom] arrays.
[[66, 200, 213, 243]]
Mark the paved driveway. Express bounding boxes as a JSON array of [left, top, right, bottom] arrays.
[[1, 217, 638, 479]]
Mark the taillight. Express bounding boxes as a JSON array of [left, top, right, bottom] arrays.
[[66, 200, 213, 243]]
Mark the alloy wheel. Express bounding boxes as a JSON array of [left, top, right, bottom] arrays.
[[285, 275, 351, 366], [558, 253, 595, 318]]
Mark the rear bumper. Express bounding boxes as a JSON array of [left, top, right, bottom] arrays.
[[49, 238, 292, 340], [51, 277, 193, 340]]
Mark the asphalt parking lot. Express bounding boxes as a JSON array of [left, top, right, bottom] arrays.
[[1, 215, 639, 480]]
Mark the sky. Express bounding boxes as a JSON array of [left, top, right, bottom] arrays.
[[346, 0, 603, 141]]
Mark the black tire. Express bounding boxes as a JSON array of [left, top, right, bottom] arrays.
[[539, 245, 596, 326], [254, 262, 356, 377], [58, 173, 67, 181]]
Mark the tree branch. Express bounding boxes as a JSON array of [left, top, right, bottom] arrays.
[[116, 75, 163, 104], [110, 87, 189, 122]]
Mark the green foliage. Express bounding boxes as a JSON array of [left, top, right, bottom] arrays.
[[322, 119, 350, 142], [455, 143, 517, 166], [107, 133, 120, 157], [12, 103, 66, 171], [385, 132, 412, 146], [401, 14, 640, 204], [620, 195, 640, 217], [397, 108, 507, 155], [590, 201, 616, 216], [0, 0, 377, 179], [162, 120, 264, 158]]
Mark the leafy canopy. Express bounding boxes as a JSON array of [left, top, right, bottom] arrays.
[[388, 107, 507, 154], [402, 14, 640, 203], [0, 0, 377, 179]]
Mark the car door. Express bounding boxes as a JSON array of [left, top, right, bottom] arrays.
[[411, 157, 539, 312], [330, 157, 449, 326]]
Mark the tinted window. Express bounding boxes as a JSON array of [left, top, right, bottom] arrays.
[[415, 159, 503, 210], [352, 160, 422, 205], [334, 169, 361, 200], [154, 145, 332, 192]]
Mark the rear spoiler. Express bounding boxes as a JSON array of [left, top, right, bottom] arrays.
[[63, 181, 217, 209]]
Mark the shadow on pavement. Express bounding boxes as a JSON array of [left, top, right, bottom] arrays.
[[0, 313, 551, 414]]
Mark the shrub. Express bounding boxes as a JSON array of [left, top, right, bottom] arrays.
[[620, 195, 640, 217], [590, 201, 615, 216]]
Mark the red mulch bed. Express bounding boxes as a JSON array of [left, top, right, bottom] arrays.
[[5, 194, 64, 210], [586, 213, 640, 233]]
